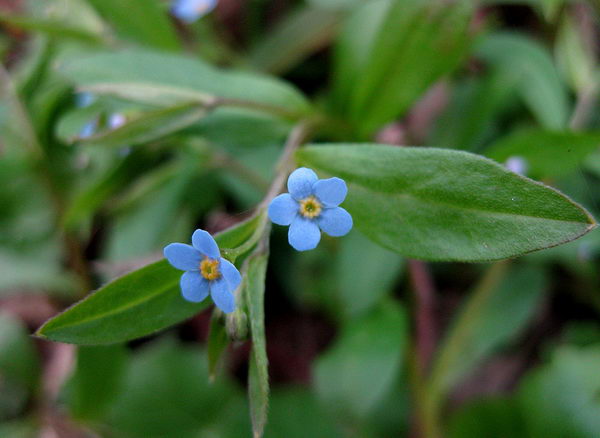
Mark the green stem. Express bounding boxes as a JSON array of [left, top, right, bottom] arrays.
[[221, 120, 315, 261]]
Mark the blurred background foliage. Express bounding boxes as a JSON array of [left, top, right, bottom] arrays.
[[0, 0, 600, 437]]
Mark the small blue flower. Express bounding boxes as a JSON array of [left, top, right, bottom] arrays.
[[268, 167, 353, 251], [164, 229, 241, 313], [171, 0, 217, 23]]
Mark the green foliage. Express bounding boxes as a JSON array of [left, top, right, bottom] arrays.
[[314, 301, 408, 419], [36, 215, 261, 344], [57, 49, 310, 115], [518, 346, 600, 437], [67, 344, 128, 420], [86, 0, 181, 50], [333, 0, 474, 137], [297, 144, 596, 261], [475, 32, 570, 129], [485, 129, 600, 179]]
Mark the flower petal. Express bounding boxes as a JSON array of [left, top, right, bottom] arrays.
[[220, 258, 242, 291], [288, 217, 321, 251], [287, 167, 318, 200], [192, 229, 220, 259], [318, 207, 353, 237], [268, 193, 298, 225], [210, 278, 235, 313], [180, 271, 209, 303], [313, 177, 348, 207], [164, 243, 201, 271], [171, 0, 216, 23]]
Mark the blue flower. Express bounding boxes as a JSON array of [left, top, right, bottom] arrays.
[[268, 167, 353, 251], [164, 229, 241, 313], [171, 0, 217, 23]]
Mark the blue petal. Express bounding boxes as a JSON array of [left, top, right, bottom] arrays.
[[171, 0, 217, 22], [318, 207, 353, 237], [220, 258, 242, 291], [180, 271, 209, 302], [210, 278, 235, 313], [164, 243, 201, 271], [288, 217, 321, 251], [287, 167, 318, 200], [268, 193, 298, 226], [313, 177, 348, 207], [192, 229, 220, 259]]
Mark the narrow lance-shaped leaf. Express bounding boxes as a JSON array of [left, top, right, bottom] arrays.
[[80, 102, 206, 148], [56, 49, 310, 115], [36, 214, 263, 345], [485, 129, 600, 180], [246, 253, 269, 438], [297, 144, 597, 262]]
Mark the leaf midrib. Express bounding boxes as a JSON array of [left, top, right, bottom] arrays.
[[40, 278, 180, 335], [351, 182, 595, 227]]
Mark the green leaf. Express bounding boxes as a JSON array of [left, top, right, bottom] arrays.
[[67, 344, 128, 420], [246, 253, 269, 438], [108, 338, 239, 438], [485, 129, 600, 180], [35, 215, 262, 345], [431, 72, 516, 150], [57, 49, 310, 115], [297, 144, 597, 261], [476, 33, 570, 129], [431, 264, 547, 397], [0, 314, 40, 389], [333, 0, 473, 137], [556, 13, 596, 93], [249, 5, 340, 75], [518, 346, 600, 437], [62, 153, 145, 229], [80, 102, 206, 148], [87, 0, 181, 51], [207, 312, 229, 381], [335, 230, 404, 319], [449, 398, 527, 438], [264, 388, 342, 437], [0, 14, 105, 44], [313, 301, 408, 418]]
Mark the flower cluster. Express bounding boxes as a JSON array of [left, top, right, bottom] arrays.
[[171, 0, 217, 23], [268, 167, 353, 251], [164, 229, 241, 313]]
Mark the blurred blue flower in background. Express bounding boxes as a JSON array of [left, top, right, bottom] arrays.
[[78, 119, 97, 139], [75, 92, 95, 108], [171, 0, 217, 23], [164, 229, 241, 313], [269, 167, 353, 251]]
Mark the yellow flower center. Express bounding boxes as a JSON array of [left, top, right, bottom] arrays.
[[199, 257, 221, 281], [299, 196, 322, 219]]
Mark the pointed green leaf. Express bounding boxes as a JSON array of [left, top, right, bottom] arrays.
[[80, 102, 206, 148], [36, 215, 263, 345], [57, 49, 310, 115], [297, 144, 597, 261]]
